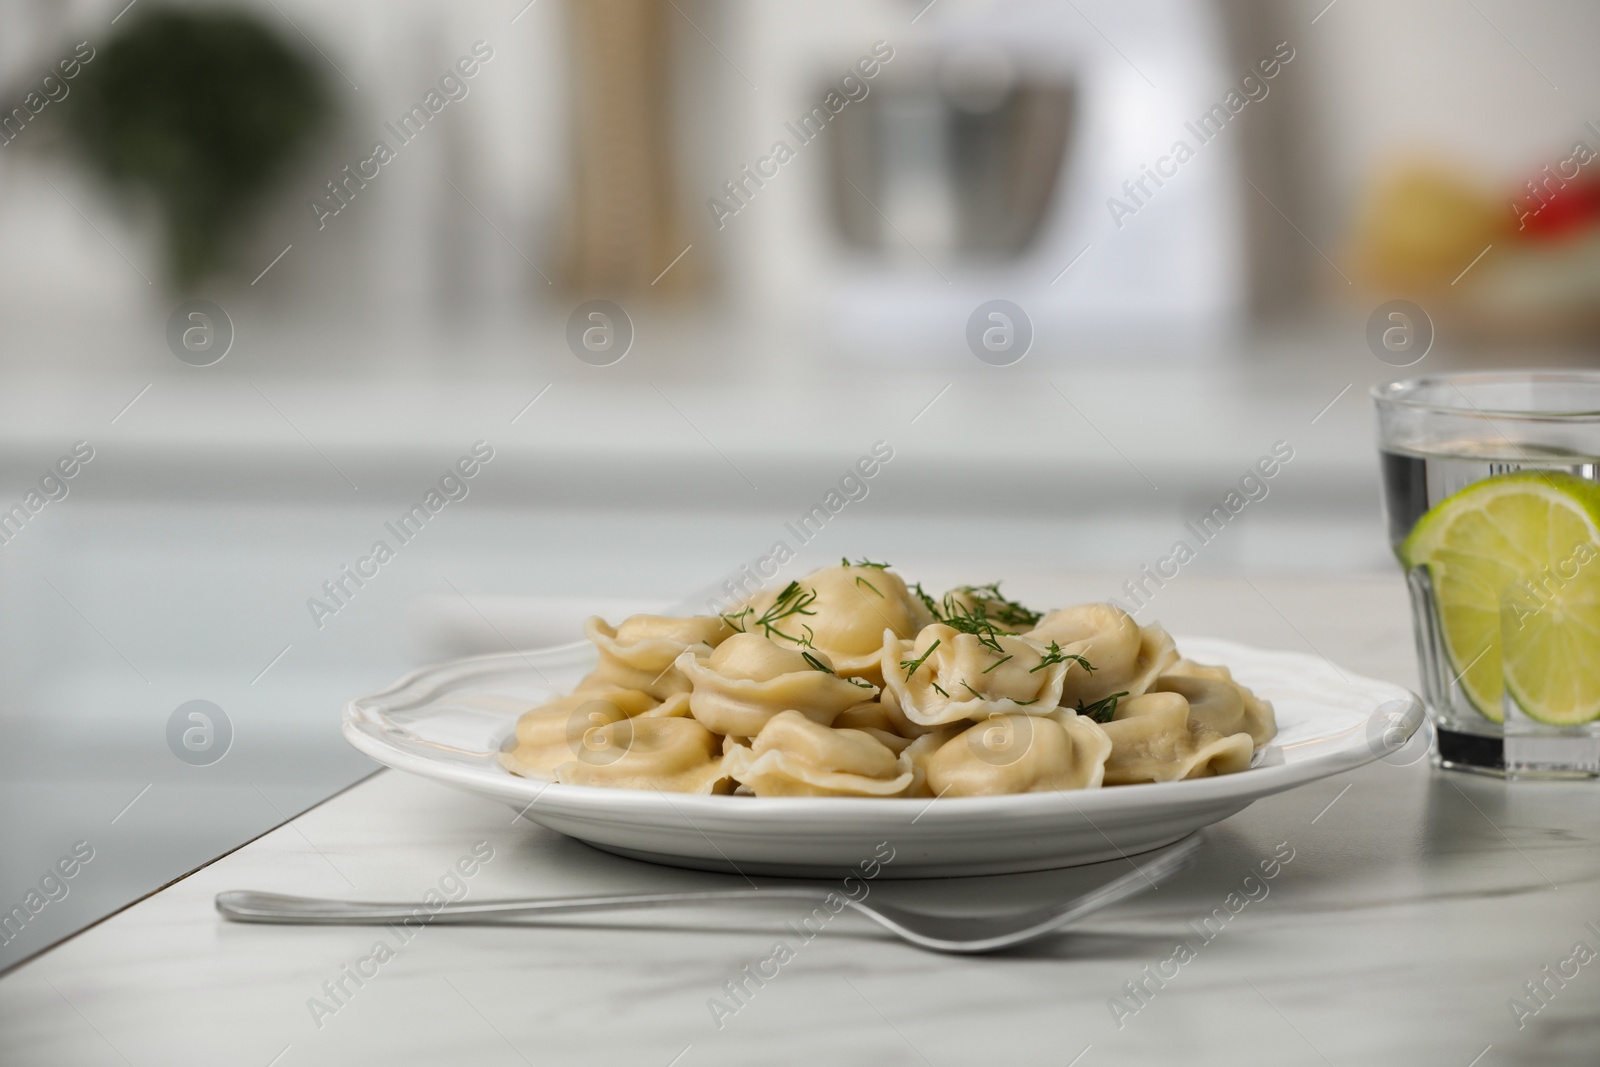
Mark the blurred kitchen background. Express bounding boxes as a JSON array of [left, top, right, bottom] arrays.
[[2, 0, 1598, 970]]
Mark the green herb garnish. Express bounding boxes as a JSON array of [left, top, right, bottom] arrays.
[[980, 654, 1013, 674], [754, 581, 819, 645], [1078, 691, 1128, 723], [842, 557, 891, 569], [855, 575, 883, 597], [939, 596, 1007, 654], [899, 638, 941, 679], [1031, 640, 1094, 674], [912, 581, 1042, 635], [952, 582, 1042, 629], [805, 650, 874, 689]]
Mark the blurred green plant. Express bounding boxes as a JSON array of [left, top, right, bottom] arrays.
[[61, 7, 331, 290]]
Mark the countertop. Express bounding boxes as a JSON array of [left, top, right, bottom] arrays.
[[3, 573, 1599, 1065]]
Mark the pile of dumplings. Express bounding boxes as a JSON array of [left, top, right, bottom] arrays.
[[501, 562, 1276, 798]]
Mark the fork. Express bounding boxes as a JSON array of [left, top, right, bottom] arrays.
[[216, 834, 1201, 955]]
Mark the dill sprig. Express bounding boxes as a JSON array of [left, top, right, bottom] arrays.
[[802, 649, 874, 688], [931, 681, 950, 698], [952, 582, 1042, 630], [720, 606, 751, 633], [1077, 691, 1128, 723], [959, 680, 983, 700], [899, 638, 941, 679], [754, 581, 819, 645], [912, 581, 1040, 652], [939, 596, 1008, 655], [854, 575, 883, 597], [1030, 640, 1095, 674], [842, 557, 891, 569], [980, 654, 1013, 674]]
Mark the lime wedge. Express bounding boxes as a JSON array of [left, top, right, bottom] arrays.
[[1401, 471, 1600, 725]]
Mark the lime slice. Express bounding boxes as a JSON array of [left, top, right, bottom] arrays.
[[1401, 471, 1600, 725]]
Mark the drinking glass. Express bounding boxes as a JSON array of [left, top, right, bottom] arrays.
[[1374, 371, 1600, 778]]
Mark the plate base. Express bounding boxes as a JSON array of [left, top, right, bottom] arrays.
[[575, 828, 1201, 879]]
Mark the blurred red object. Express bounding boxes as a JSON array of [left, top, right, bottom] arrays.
[[1514, 175, 1600, 242]]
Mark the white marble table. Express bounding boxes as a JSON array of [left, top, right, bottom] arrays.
[[3, 575, 1599, 1066]]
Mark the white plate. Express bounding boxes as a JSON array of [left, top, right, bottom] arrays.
[[342, 638, 1422, 878]]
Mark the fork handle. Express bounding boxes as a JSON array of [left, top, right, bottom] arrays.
[[216, 887, 832, 925]]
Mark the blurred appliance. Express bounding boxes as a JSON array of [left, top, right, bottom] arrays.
[[748, 0, 1248, 363], [825, 46, 1076, 265]]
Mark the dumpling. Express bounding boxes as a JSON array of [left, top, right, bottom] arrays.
[[555, 716, 730, 793], [900, 725, 964, 797], [1233, 679, 1277, 743], [675, 632, 877, 737], [1028, 605, 1176, 707], [831, 700, 897, 733], [832, 701, 916, 753], [880, 623, 1073, 727], [1158, 661, 1277, 746], [1122, 625, 1180, 697], [733, 566, 933, 681], [877, 684, 953, 738], [922, 712, 1111, 796], [1153, 673, 1276, 747], [501, 688, 666, 779], [578, 614, 733, 699], [722, 709, 914, 797], [1099, 691, 1253, 785], [1029, 603, 1142, 704]]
